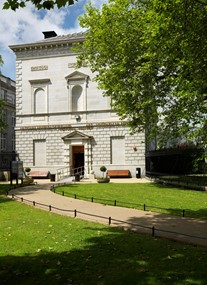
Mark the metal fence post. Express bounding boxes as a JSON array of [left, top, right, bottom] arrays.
[[152, 226, 155, 237]]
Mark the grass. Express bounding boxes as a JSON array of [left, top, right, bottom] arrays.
[[0, 184, 207, 285], [55, 183, 207, 219]]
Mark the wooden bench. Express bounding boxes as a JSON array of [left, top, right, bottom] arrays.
[[28, 171, 49, 178], [107, 170, 131, 178]]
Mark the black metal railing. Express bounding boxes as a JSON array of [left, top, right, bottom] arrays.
[[50, 187, 207, 220], [10, 193, 207, 246], [56, 166, 85, 181]]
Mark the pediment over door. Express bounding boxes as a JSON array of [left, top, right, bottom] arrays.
[[62, 130, 92, 141]]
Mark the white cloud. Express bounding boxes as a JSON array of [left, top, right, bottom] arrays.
[[90, 0, 108, 9], [0, 0, 84, 79], [0, 0, 107, 80]]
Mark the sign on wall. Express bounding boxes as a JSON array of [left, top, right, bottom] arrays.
[[10, 161, 23, 185]]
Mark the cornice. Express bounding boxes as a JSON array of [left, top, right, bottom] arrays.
[[9, 32, 85, 53], [17, 121, 127, 131], [17, 109, 116, 117]]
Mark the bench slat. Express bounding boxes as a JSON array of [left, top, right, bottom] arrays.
[[107, 170, 130, 177], [28, 171, 49, 178]]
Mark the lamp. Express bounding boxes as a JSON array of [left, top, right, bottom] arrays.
[[74, 114, 81, 122]]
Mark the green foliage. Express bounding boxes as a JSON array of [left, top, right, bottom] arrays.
[[78, 0, 207, 147], [24, 167, 31, 172], [100, 165, 107, 173], [0, 54, 3, 66], [0, 100, 6, 132], [3, 0, 78, 10], [100, 165, 107, 178]]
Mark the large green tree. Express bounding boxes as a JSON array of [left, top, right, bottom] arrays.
[[3, 0, 78, 10], [78, 0, 207, 148]]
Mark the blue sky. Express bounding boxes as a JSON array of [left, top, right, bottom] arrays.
[[0, 0, 107, 80]]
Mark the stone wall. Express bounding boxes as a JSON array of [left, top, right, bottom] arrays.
[[16, 123, 145, 177]]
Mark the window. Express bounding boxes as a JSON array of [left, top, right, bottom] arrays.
[[66, 71, 89, 112], [33, 140, 46, 166], [1, 110, 7, 124], [34, 88, 46, 114], [110, 136, 125, 164], [12, 133, 15, 151], [72, 85, 83, 111], [29, 79, 50, 114], [0, 89, 7, 101], [0, 133, 7, 151], [11, 112, 15, 126]]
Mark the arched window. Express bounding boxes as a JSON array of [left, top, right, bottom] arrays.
[[72, 85, 83, 112], [34, 88, 45, 114]]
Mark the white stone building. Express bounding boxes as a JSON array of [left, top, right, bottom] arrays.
[[10, 32, 145, 179]]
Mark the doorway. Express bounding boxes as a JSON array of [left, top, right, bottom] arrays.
[[72, 145, 84, 174]]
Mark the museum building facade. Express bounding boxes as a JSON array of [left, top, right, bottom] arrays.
[[10, 31, 145, 179]]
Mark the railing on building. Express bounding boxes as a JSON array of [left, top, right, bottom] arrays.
[[56, 166, 85, 181]]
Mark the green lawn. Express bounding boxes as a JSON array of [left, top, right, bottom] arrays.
[[55, 183, 207, 219], [0, 185, 207, 285]]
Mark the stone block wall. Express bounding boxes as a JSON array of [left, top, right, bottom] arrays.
[[16, 123, 145, 177]]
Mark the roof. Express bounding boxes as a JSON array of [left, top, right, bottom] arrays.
[[36, 32, 85, 44], [9, 31, 85, 51], [0, 74, 16, 86]]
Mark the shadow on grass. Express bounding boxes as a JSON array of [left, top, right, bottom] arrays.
[[0, 184, 10, 194], [123, 213, 207, 247], [0, 197, 13, 204], [149, 181, 205, 190], [143, 205, 207, 220], [0, 184, 13, 204], [1, 226, 207, 285]]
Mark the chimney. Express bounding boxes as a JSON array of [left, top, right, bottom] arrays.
[[42, 31, 57, 39]]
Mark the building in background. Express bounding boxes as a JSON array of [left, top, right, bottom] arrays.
[[0, 73, 16, 180], [10, 32, 145, 179]]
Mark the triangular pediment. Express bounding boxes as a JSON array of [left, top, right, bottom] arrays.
[[65, 71, 89, 80], [62, 130, 92, 140]]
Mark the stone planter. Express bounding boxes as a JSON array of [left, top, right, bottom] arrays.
[[97, 177, 110, 183]]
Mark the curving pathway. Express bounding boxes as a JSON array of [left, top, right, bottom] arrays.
[[8, 180, 207, 247]]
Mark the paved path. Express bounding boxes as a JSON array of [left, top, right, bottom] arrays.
[[8, 179, 207, 247]]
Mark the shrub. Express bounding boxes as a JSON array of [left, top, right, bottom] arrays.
[[25, 167, 31, 173]]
